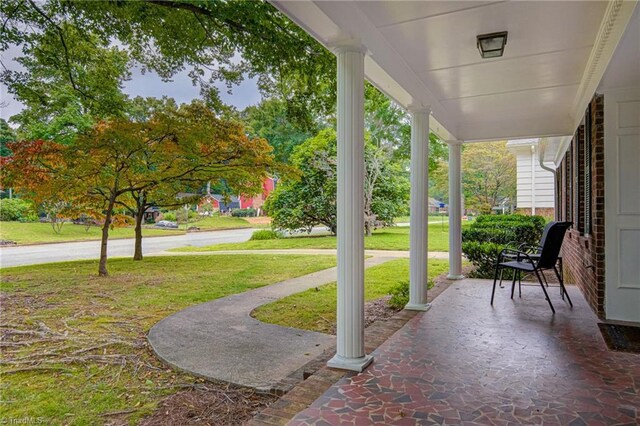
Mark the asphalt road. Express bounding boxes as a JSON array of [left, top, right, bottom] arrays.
[[0, 228, 256, 268]]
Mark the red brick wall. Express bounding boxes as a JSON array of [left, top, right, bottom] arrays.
[[557, 94, 605, 318], [515, 207, 555, 218]]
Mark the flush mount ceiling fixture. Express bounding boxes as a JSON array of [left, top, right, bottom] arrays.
[[477, 31, 508, 58]]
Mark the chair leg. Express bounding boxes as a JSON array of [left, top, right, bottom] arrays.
[[534, 268, 555, 313], [511, 271, 517, 299], [518, 270, 522, 298], [491, 265, 501, 305], [553, 266, 573, 307], [541, 270, 549, 287], [498, 269, 505, 288]]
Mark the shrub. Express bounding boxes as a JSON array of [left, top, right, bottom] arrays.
[[463, 214, 545, 246], [388, 279, 434, 310], [388, 280, 410, 310], [249, 229, 283, 241], [0, 198, 37, 222], [175, 208, 197, 223], [461, 241, 505, 278], [462, 214, 546, 278], [160, 211, 176, 221], [231, 208, 257, 218]]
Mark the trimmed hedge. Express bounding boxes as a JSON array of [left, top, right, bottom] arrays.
[[231, 208, 257, 217], [462, 214, 545, 278]]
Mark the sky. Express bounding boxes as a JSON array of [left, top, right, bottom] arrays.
[[0, 45, 263, 123]]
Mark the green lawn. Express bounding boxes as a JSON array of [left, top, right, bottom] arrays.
[[395, 215, 448, 223], [253, 258, 449, 334], [0, 254, 336, 425], [179, 215, 254, 231], [173, 222, 467, 253], [0, 215, 254, 244], [0, 221, 183, 244]]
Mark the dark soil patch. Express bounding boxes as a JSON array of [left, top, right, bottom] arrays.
[[138, 384, 278, 426], [365, 295, 398, 328]]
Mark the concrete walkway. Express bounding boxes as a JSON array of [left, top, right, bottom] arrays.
[[148, 254, 398, 392]]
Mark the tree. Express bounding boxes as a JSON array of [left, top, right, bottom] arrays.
[[429, 141, 516, 214], [2, 0, 335, 128], [2, 15, 130, 142], [365, 83, 409, 154], [110, 103, 275, 266], [265, 129, 409, 235], [120, 101, 275, 261], [364, 83, 447, 171], [243, 99, 316, 163], [461, 142, 516, 214], [2, 105, 275, 275], [266, 130, 337, 234], [0, 119, 17, 157], [365, 152, 410, 235]]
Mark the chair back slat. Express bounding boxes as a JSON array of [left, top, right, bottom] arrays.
[[537, 222, 572, 269]]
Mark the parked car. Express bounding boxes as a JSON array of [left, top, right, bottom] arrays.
[[154, 220, 178, 229]]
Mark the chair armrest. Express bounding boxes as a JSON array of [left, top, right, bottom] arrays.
[[499, 248, 536, 264], [519, 244, 540, 254]]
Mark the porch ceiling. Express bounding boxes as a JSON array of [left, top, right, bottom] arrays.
[[272, 0, 638, 142]]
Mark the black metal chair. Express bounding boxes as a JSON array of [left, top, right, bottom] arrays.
[[491, 221, 572, 313], [497, 221, 566, 295]]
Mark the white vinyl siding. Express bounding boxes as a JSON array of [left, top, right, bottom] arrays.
[[508, 140, 556, 209]]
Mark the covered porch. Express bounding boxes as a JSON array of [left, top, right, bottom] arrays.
[[288, 278, 640, 425], [270, 0, 640, 372]]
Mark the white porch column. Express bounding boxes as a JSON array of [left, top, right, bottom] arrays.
[[327, 44, 372, 372], [447, 140, 464, 279], [406, 106, 431, 311]]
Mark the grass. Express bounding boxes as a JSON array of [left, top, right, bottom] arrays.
[[0, 221, 184, 244], [395, 215, 447, 223], [173, 222, 468, 253], [0, 215, 254, 245], [0, 254, 336, 425], [253, 258, 450, 334], [179, 215, 253, 231]]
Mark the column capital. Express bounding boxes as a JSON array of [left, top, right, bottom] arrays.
[[328, 38, 367, 55], [446, 140, 464, 145], [407, 104, 431, 114]]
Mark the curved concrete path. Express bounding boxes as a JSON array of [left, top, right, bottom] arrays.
[[148, 254, 398, 391]]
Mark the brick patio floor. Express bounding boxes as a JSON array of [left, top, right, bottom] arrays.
[[288, 279, 640, 425]]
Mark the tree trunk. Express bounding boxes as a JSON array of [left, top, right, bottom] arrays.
[[98, 197, 116, 276], [365, 221, 373, 237], [133, 193, 146, 261], [133, 209, 144, 261]]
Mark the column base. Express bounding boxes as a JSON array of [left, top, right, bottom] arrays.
[[404, 302, 432, 311], [327, 353, 373, 372], [447, 274, 465, 280]]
